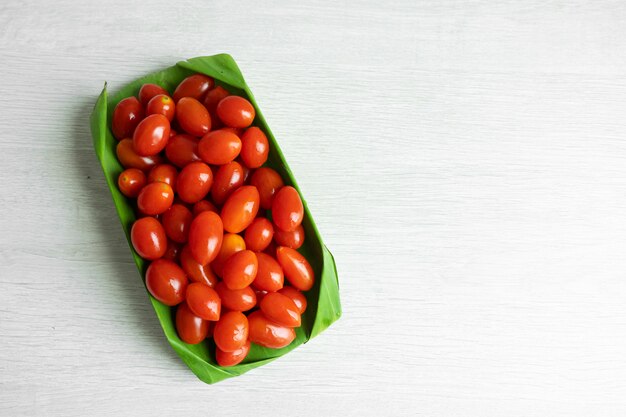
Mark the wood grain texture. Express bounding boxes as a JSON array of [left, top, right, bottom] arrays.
[[2, 0, 626, 415]]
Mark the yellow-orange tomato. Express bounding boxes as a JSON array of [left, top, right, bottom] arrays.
[[198, 130, 242, 165], [244, 217, 274, 252], [222, 250, 258, 290], [213, 311, 248, 352], [260, 292, 301, 327], [240, 127, 269, 168], [220, 185, 260, 233], [211, 233, 246, 277], [252, 252, 284, 292], [276, 246, 314, 291], [249, 167, 284, 209], [247, 310, 295, 349], [216, 340, 250, 367], [188, 211, 223, 266]]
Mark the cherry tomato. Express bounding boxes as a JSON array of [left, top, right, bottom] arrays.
[[211, 233, 246, 277], [220, 185, 260, 233], [163, 240, 182, 261], [176, 302, 209, 344], [118, 168, 146, 198], [176, 97, 211, 137], [211, 161, 244, 205], [131, 217, 167, 260], [222, 250, 258, 290], [176, 162, 213, 204], [204, 86, 230, 129], [112, 97, 144, 140], [216, 340, 250, 367], [240, 127, 269, 168], [132, 114, 170, 156], [139, 83, 169, 107], [147, 164, 178, 191], [146, 94, 175, 121], [188, 211, 223, 265], [250, 167, 284, 209], [252, 252, 284, 292], [247, 310, 295, 349], [278, 286, 307, 314], [165, 134, 201, 168], [213, 311, 248, 352], [161, 204, 193, 243], [198, 130, 242, 165], [145, 259, 188, 306], [173, 74, 214, 102], [186, 282, 221, 321], [192, 200, 218, 216], [260, 292, 301, 327], [238, 158, 252, 183], [137, 182, 174, 215], [116, 138, 164, 171], [216, 96, 255, 128], [273, 224, 305, 249], [276, 246, 314, 291], [271, 186, 304, 232], [215, 282, 256, 312], [180, 245, 218, 287], [244, 217, 274, 252]]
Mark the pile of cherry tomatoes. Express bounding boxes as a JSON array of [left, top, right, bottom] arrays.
[[112, 73, 314, 366]]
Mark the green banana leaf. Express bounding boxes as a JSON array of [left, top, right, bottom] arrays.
[[89, 54, 341, 384]]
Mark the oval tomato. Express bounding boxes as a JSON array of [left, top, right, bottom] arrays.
[[260, 292, 301, 327], [222, 250, 258, 290], [210, 233, 246, 277], [211, 161, 244, 205], [220, 185, 260, 233], [147, 164, 178, 191], [244, 217, 274, 252], [176, 302, 209, 344], [278, 286, 307, 314], [176, 97, 211, 136], [213, 311, 248, 352], [240, 127, 269, 168], [179, 245, 218, 287], [215, 282, 256, 312], [118, 168, 146, 198], [112, 97, 144, 140], [216, 340, 250, 367], [132, 114, 170, 156], [276, 246, 314, 291], [216, 96, 255, 128], [186, 283, 221, 321], [192, 200, 218, 216], [116, 138, 163, 171], [139, 83, 169, 106], [146, 94, 175, 121], [145, 259, 188, 306], [130, 217, 167, 260], [176, 161, 213, 204], [161, 204, 193, 243], [250, 167, 284, 209], [271, 186, 304, 232], [247, 310, 295, 349], [165, 134, 201, 168], [273, 224, 304, 249], [252, 252, 284, 292], [173, 74, 214, 102], [137, 182, 174, 215], [188, 211, 223, 265], [203, 86, 230, 129], [198, 130, 242, 165]]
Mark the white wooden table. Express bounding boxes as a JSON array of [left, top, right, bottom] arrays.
[[2, 1, 626, 415]]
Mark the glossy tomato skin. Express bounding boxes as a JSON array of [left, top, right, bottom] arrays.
[[276, 246, 314, 291], [250, 167, 284, 209], [260, 292, 301, 327], [165, 134, 201, 168], [244, 217, 274, 252], [204, 86, 230, 129], [186, 282, 221, 321], [216, 340, 250, 367], [137, 182, 174, 215], [211, 161, 244, 205], [163, 240, 182, 261], [176, 162, 213, 204], [173, 74, 214, 102], [192, 200, 218, 216], [147, 164, 178, 192], [240, 127, 269, 168], [272, 186, 304, 232], [215, 282, 256, 312], [145, 259, 188, 306], [118, 168, 146, 198], [116, 139, 164, 171], [220, 185, 260, 233], [211, 233, 246, 277], [238, 158, 252, 184], [221, 127, 243, 137], [216, 96, 255, 128], [146, 94, 175, 121], [252, 252, 284, 292], [198, 130, 242, 165], [222, 250, 258, 290], [188, 211, 224, 265], [161, 204, 193, 243], [112, 97, 144, 140], [132, 114, 171, 156], [131, 217, 167, 260], [139, 83, 169, 107], [213, 311, 249, 352], [273, 224, 305, 249], [180, 245, 218, 287], [247, 310, 295, 349], [278, 286, 307, 314], [176, 302, 209, 344], [176, 97, 211, 136]]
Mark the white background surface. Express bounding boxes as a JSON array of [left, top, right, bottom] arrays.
[[1, 0, 626, 415]]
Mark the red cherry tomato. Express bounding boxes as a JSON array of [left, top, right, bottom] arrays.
[[260, 292, 301, 327], [250, 167, 284, 209], [179, 245, 218, 287], [118, 168, 146, 198], [163, 240, 182, 262], [244, 217, 274, 252], [116, 138, 164, 171], [271, 186, 304, 232], [161, 204, 193, 243], [240, 127, 269, 168], [131, 217, 167, 260], [216, 96, 255, 128], [176, 302, 209, 344], [147, 164, 178, 191], [176, 97, 211, 136], [247, 310, 295, 349], [276, 246, 314, 291], [210, 233, 246, 277], [165, 134, 201, 168], [273, 224, 305, 249], [216, 340, 250, 367], [198, 130, 242, 165], [215, 282, 256, 312], [176, 162, 213, 204], [188, 211, 223, 265], [146, 94, 175, 121], [139, 83, 169, 107], [173, 74, 214, 102], [145, 259, 188, 306], [211, 161, 244, 205], [220, 185, 260, 233], [278, 286, 307, 314], [238, 158, 252, 184], [112, 97, 144, 140], [132, 114, 170, 156], [252, 252, 284, 292], [204, 86, 230, 128], [137, 182, 174, 215], [186, 283, 221, 321], [222, 250, 258, 290], [192, 200, 218, 216], [213, 311, 249, 352]]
